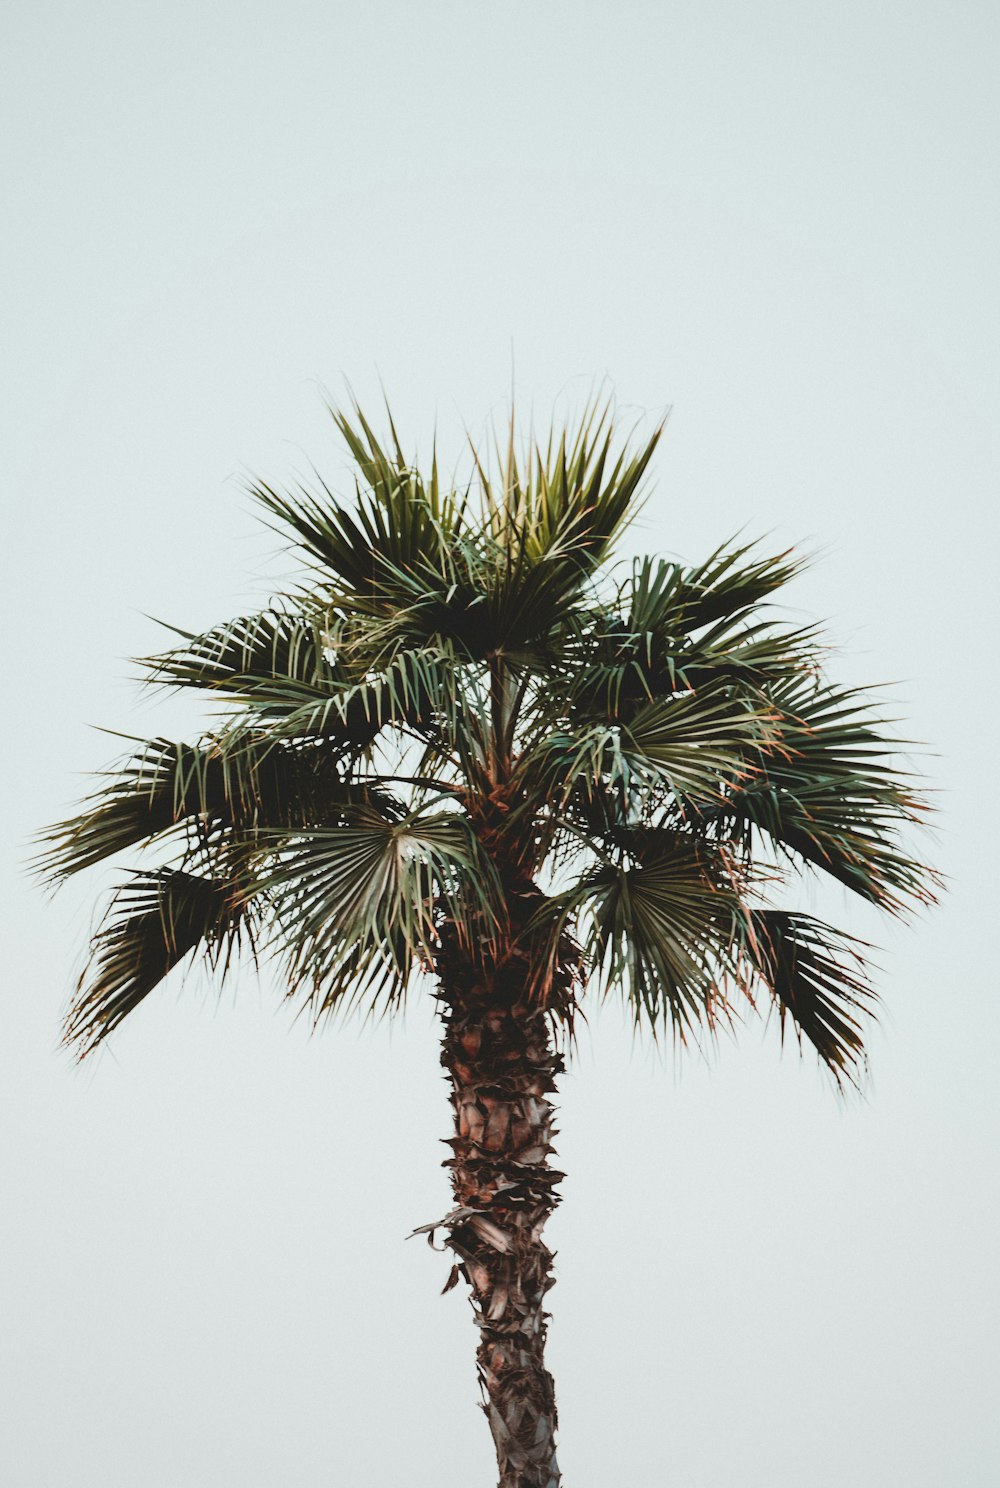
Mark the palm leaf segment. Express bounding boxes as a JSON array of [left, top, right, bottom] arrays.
[[42, 399, 936, 1083]]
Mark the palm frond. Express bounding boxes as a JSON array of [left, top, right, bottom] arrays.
[[540, 833, 749, 1035], [145, 608, 329, 692], [66, 869, 259, 1056], [146, 610, 383, 746], [522, 687, 774, 817], [628, 541, 809, 636], [553, 550, 817, 725], [148, 608, 467, 758], [39, 733, 366, 880], [221, 646, 454, 752], [743, 909, 876, 1089], [724, 677, 938, 913], [473, 408, 663, 648], [263, 806, 501, 1011], [251, 402, 465, 599]]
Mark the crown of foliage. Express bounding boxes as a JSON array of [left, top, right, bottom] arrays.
[[41, 398, 937, 1086]]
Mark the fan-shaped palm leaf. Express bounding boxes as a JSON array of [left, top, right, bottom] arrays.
[[744, 909, 876, 1088], [66, 868, 260, 1056]]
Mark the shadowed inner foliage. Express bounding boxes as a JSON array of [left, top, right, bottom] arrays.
[[42, 400, 935, 1488]]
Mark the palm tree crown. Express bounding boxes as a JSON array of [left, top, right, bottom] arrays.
[[45, 399, 933, 1080]]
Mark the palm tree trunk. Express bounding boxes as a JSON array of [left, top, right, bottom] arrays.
[[437, 960, 564, 1488]]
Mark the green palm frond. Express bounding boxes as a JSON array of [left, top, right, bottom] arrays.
[[724, 677, 937, 912], [472, 410, 662, 648], [263, 805, 501, 1011], [628, 540, 809, 636], [148, 608, 469, 761], [587, 850, 745, 1033], [744, 910, 876, 1088], [66, 868, 260, 1056], [523, 686, 774, 816], [538, 833, 749, 1034], [682, 542, 807, 629], [251, 406, 464, 599], [147, 609, 388, 747], [217, 645, 458, 754], [39, 733, 372, 881], [561, 615, 815, 722], [145, 608, 332, 694], [554, 553, 819, 728], [481, 402, 658, 562], [42, 737, 212, 878]]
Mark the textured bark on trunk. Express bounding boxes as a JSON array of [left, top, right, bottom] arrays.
[[436, 952, 564, 1488]]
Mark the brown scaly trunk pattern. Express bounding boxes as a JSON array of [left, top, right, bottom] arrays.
[[435, 933, 566, 1488]]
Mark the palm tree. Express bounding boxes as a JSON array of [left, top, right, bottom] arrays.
[[42, 399, 935, 1488]]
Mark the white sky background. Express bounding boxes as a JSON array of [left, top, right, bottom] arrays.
[[2, 3, 998, 1484]]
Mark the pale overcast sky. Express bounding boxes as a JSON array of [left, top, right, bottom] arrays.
[[2, 4, 998, 1486]]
